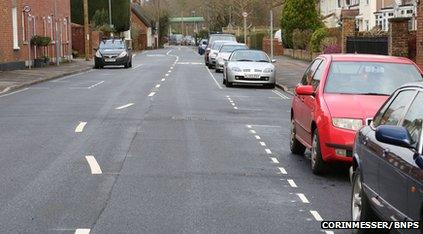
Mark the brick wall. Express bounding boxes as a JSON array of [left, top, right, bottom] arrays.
[[389, 17, 411, 57], [0, 0, 71, 70], [416, 1, 423, 68], [71, 23, 84, 57], [262, 38, 283, 56]]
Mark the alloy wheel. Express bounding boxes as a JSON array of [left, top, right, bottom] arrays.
[[352, 174, 362, 221], [311, 135, 318, 168]]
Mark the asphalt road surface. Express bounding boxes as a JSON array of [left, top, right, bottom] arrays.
[[0, 46, 350, 234]]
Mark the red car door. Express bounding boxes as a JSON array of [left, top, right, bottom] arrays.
[[294, 59, 322, 146]]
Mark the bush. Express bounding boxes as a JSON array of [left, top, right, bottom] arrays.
[[292, 29, 312, 50], [30, 35, 51, 46], [92, 9, 109, 28], [323, 44, 341, 54], [250, 33, 267, 50], [310, 27, 328, 52]]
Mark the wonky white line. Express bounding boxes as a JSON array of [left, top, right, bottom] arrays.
[[310, 210, 323, 221], [85, 155, 102, 175], [75, 122, 87, 133], [297, 193, 310, 203], [75, 229, 90, 234]]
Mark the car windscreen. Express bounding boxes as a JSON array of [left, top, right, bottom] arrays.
[[210, 35, 236, 42], [212, 42, 226, 50], [220, 45, 248, 53], [324, 62, 422, 95], [99, 41, 125, 50], [230, 51, 269, 62]]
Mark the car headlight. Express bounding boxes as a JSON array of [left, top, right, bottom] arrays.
[[332, 118, 363, 131], [118, 51, 128, 58], [217, 57, 224, 65], [95, 50, 102, 58], [231, 67, 241, 72], [210, 53, 217, 59], [263, 68, 274, 73]]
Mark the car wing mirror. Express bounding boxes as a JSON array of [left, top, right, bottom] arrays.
[[295, 85, 314, 96], [375, 125, 414, 149]]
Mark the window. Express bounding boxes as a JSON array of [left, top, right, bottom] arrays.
[[407, 10, 413, 14], [301, 59, 322, 85], [401, 92, 423, 147], [12, 7, 19, 49], [311, 60, 326, 89], [373, 90, 416, 127]]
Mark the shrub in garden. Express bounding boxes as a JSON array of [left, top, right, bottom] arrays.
[[292, 29, 312, 50], [310, 27, 328, 52], [323, 44, 342, 54]]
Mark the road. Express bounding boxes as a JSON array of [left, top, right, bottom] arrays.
[[0, 46, 351, 234]]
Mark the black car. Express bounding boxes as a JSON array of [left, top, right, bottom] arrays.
[[94, 39, 132, 69], [352, 82, 423, 227]]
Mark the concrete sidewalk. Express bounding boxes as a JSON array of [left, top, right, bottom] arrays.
[[0, 59, 93, 94], [274, 56, 310, 94]]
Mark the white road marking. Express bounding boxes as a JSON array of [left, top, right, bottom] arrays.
[[254, 135, 261, 140], [287, 179, 298, 188], [278, 167, 287, 174], [88, 81, 104, 89], [231, 103, 235, 106], [272, 90, 290, 100], [115, 103, 134, 110], [246, 125, 252, 128], [155, 84, 161, 88], [265, 149, 272, 154], [85, 155, 102, 175], [297, 193, 310, 203], [166, 50, 173, 55], [148, 92, 156, 97], [233, 107, 238, 110], [310, 210, 323, 221], [249, 130, 256, 134], [206, 67, 223, 89], [270, 157, 279, 164], [132, 64, 143, 69], [165, 74, 169, 77], [75, 122, 87, 133], [170, 67, 174, 70], [325, 231, 335, 234], [161, 78, 165, 81], [229, 100, 234, 103], [75, 229, 90, 234], [0, 88, 29, 98], [168, 70, 172, 73], [259, 141, 266, 146]]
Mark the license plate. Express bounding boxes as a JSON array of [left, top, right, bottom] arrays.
[[105, 58, 116, 62], [244, 74, 260, 79]]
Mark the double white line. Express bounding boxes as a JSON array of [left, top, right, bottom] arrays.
[[272, 90, 290, 100]]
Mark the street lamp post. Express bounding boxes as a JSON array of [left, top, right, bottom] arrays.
[[108, 0, 112, 27], [242, 12, 248, 44], [270, 9, 274, 59]]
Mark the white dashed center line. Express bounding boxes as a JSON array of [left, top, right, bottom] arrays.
[[85, 155, 102, 175], [75, 122, 87, 133], [249, 130, 256, 134], [155, 84, 161, 88], [148, 92, 156, 97], [287, 179, 298, 188], [259, 141, 266, 146], [310, 210, 323, 221], [278, 167, 287, 174], [233, 107, 238, 110], [115, 103, 134, 110], [165, 74, 169, 77], [75, 229, 90, 234], [246, 125, 252, 128], [88, 81, 104, 89], [231, 103, 235, 106], [270, 157, 279, 164], [297, 193, 310, 203], [161, 78, 165, 81], [254, 135, 261, 140], [265, 148, 272, 154]]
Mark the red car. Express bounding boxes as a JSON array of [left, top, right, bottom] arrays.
[[290, 54, 422, 174]]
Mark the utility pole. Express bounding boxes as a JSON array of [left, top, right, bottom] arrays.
[[83, 0, 90, 61], [242, 12, 248, 44], [270, 8, 274, 59], [108, 0, 112, 27], [156, 0, 160, 48], [54, 0, 60, 65]]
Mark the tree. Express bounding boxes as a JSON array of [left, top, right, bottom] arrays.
[[280, 0, 322, 48]]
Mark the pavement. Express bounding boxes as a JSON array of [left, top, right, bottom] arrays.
[[0, 46, 350, 233], [0, 59, 93, 94], [273, 56, 310, 94]]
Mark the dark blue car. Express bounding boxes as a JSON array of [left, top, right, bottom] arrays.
[[352, 82, 423, 228]]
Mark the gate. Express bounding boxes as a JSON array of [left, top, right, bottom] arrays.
[[346, 37, 388, 55]]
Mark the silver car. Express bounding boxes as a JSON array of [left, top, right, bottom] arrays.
[[215, 43, 248, 72], [208, 40, 231, 68], [223, 50, 276, 88]]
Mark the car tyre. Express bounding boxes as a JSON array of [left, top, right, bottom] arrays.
[[290, 119, 306, 155], [266, 83, 275, 89], [311, 129, 329, 175], [225, 81, 233, 87], [351, 170, 378, 234]]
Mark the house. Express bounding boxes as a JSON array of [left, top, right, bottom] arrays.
[[131, 2, 154, 50], [0, 0, 72, 71], [320, 0, 417, 31]]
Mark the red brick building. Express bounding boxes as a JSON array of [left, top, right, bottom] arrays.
[[131, 2, 153, 51], [0, 0, 71, 70]]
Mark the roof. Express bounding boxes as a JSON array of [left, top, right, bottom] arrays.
[[170, 17, 205, 23], [131, 3, 153, 27], [319, 54, 414, 64]]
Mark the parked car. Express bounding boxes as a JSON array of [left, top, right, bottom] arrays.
[[223, 49, 276, 88], [290, 54, 423, 174], [208, 40, 231, 69], [169, 34, 183, 45], [182, 36, 194, 46], [94, 39, 132, 69], [351, 82, 423, 225], [198, 39, 208, 55], [205, 33, 236, 68], [215, 43, 248, 72]]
